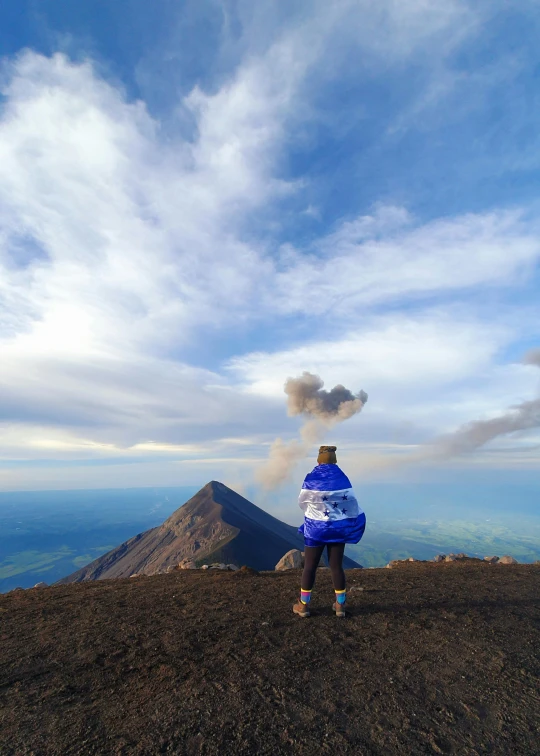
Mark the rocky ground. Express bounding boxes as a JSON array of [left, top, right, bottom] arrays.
[[1, 560, 539, 755]]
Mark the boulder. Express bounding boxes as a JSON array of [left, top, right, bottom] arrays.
[[209, 563, 227, 570], [226, 564, 239, 571], [178, 560, 197, 570], [275, 549, 304, 571], [445, 555, 457, 562], [201, 564, 210, 570], [33, 582, 48, 588], [432, 554, 446, 562], [456, 553, 468, 559], [483, 556, 499, 563], [234, 566, 259, 575], [498, 555, 518, 565], [408, 557, 418, 562]]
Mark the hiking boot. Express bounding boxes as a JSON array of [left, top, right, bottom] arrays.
[[293, 599, 310, 618], [332, 601, 347, 617]]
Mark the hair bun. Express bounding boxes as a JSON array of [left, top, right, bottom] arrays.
[[317, 446, 337, 464]]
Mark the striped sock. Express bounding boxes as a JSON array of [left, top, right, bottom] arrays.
[[300, 589, 312, 605], [335, 589, 347, 605]]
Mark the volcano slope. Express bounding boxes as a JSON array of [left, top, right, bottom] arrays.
[[1, 560, 539, 755], [57, 481, 360, 582]]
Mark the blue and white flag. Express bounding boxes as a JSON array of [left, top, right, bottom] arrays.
[[298, 464, 366, 547]]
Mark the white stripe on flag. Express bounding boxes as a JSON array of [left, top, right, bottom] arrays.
[[298, 488, 362, 522]]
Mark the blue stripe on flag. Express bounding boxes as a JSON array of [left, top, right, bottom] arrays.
[[301, 464, 352, 491], [299, 512, 366, 546]]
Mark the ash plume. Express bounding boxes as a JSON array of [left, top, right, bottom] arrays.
[[257, 373, 368, 490], [432, 348, 540, 457], [524, 348, 540, 368], [285, 372, 368, 422], [256, 421, 322, 491], [358, 348, 540, 475]]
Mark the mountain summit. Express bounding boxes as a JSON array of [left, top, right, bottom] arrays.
[[58, 481, 361, 582], [5, 563, 539, 754]]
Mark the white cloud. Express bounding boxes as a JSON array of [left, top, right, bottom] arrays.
[[228, 311, 507, 394], [228, 0, 475, 65], [270, 207, 540, 316], [0, 0, 540, 490], [227, 310, 540, 437], [0, 52, 275, 354]]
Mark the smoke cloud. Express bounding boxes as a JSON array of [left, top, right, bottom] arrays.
[[523, 348, 540, 368], [257, 348, 540, 490], [256, 373, 368, 490], [285, 372, 368, 422], [431, 348, 540, 457], [357, 348, 540, 476], [255, 420, 322, 490]]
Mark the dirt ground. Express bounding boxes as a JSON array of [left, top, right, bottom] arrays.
[[1, 561, 539, 755]]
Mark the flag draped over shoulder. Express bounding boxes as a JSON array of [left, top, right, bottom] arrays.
[[298, 464, 366, 547]]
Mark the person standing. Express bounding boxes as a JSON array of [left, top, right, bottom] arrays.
[[293, 445, 366, 618]]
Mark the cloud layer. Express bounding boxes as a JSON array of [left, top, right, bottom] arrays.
[[1, 0, 540, 489]]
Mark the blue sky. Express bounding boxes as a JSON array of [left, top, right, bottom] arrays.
[[0, 0, 539, 498]]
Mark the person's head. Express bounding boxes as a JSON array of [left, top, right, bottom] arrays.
[[317, 445, 337, 465]]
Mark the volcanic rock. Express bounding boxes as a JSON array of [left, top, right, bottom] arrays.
[[433, 554, 446, 562], [3, 563, 539, 755], [57, 481, 361, 583], [498, 555, 518, 565], [232, 565, 259, 576], [484, 556, 499, 563], [275, 549, 304, 570]]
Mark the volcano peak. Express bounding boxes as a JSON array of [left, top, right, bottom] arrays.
[[58, 481, 361, 583]]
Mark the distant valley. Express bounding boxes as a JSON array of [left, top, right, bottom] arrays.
[[0, 486, 198, 592], [1, 481, 539, 591]]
